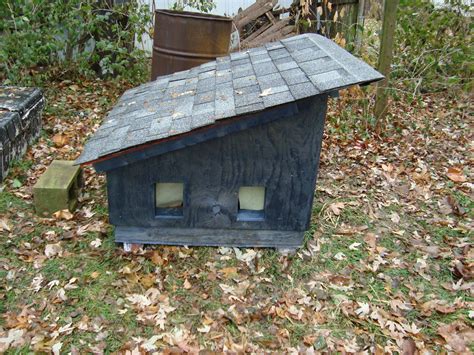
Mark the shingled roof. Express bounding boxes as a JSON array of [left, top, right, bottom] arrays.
[[77, 33, 383, 165]]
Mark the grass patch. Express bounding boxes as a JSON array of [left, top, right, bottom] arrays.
[[0, 191, 28, 213], [11, 159, 34, 174], [339, 206, 372, 226]]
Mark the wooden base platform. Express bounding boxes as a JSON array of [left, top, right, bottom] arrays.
[[115, 226, 304, 249]]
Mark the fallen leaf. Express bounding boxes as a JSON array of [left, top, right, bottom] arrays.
[[401, 337, 416, 355], [439, 197, 454, 215], [328, 275, 352, 286], [0, 218, 11, 232], [52, 134, 68, 147], [421, 300, 456, 315], [90, 238, 102, 248], [219, 281, 249, 298], [150, 251, 165, 266], [259, 88, 273, 97], [127, 294, 152, 308], [446, 167, 467, 182], [423, 244, 440, 257], [447, 195, 465, 216], [172, 111, 183, 119], [234, 248, 257, 267], [390, 299, 412, 313], [47, 279, 60, 289], [30, 274, 44, 292], [355, 302, 370, 317], [197, 324, 211, 333], [0, 329, 25, 352], [334, 252, 346, 260], [329, 202, 345, 216], [45, 243, 63, 258], [390, 212, 400, 224], [56, 288, 67, 302], [53, 209, 74, 220], [219, 283, 235, 295], [349, 242, 361, 250], [437, 321, 474, 352], [452, 260, 473, 281], [65, 277, 78, 290], [219, 267, 238, 278], [58, 322, 74, 334], [364, 233, 377, 249], [141, 335, 160, 351], [140, 274, 156, 288], [52, 342, 62, 355]]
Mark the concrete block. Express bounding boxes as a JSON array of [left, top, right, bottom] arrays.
[[33, 160, 82, 217]]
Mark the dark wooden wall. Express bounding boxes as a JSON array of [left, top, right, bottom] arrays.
[[106, 95, 327, 233]]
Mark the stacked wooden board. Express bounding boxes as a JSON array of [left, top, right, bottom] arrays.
[[233, 0, 363, 51], [233, 0, 295, 49]]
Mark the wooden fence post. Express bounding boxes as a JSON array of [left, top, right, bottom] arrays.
[[355, 0, 366, 53], [374, 0, 399, 132]]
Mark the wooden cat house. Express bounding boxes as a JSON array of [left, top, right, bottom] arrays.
[[76, 34, 383, 250]]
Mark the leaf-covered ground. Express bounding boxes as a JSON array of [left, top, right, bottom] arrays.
[[0, 79, 472, 353]]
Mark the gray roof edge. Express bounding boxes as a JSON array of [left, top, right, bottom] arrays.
[[305, 34, 384, 84]]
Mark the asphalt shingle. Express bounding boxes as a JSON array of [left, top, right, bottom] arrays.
[[77, 33, 383, 164]]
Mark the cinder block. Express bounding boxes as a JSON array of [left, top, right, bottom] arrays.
[[33, 160, 82, 217]]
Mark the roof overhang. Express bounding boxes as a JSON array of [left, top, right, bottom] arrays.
[[89, 98, 309, 172]]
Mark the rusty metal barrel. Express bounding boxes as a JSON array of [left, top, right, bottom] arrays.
[[151, 10, 232, 80]]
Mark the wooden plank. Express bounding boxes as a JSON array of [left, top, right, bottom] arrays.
[[115, 226, 304, 249], [272, 7, 290, 16], [241, 22, 272, 45], [248, 18, 290, 43], [374, 0, 399, 127], [265, 11, 277, 24], [249, 24, 294, 47], [315, 0, 358, 5], [234, 0, 277, 31]]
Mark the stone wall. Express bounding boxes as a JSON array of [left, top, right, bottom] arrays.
[[0, 87, 45, 182]]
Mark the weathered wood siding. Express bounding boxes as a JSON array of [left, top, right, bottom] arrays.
[[106, 95, 327, 234], [115, 226, 304, 248]]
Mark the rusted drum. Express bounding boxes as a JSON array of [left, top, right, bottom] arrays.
[[151, 10, 232, 80]]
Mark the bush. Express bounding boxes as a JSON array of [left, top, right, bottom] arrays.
[[0, 0, 152, 85], [393, 0, 472, 93], [171, 0, 215, 13]]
